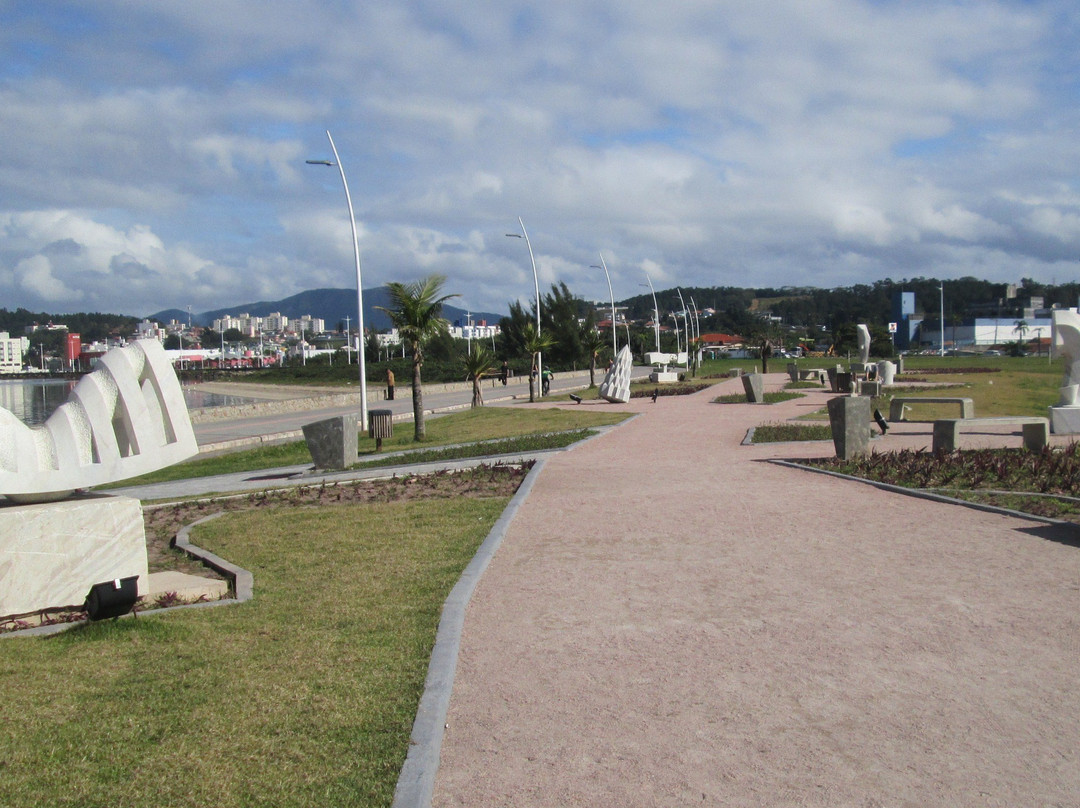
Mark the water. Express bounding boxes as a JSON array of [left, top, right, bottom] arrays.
[[0, 379, 259, 426]]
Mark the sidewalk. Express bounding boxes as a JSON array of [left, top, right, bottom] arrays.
[[428, 374, 1080, 806]]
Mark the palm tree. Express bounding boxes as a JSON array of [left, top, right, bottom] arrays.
[[461, 345, 496, 408], [1014, 319, 1029, 346], [522, 322, 554, 403], [580, 327, 606, 388], [377, 275, 459, 440]]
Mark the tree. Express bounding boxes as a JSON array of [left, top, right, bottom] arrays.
[[377, 275, 459, 440], [521, 322, 554, 403], [1013, 319, 1029, 344], [580, 327, 606, 388], [461, 345, 496, 408]]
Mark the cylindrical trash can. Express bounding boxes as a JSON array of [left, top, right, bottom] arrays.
[[368, 409, 393, 451]]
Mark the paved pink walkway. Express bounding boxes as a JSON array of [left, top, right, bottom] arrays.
[[432, 376, 1080, 806]]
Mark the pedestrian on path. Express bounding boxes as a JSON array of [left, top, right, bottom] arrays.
[[386, 368, 395, 401]]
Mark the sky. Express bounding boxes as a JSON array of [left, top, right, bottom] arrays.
[[1, 1, 1078, 319]]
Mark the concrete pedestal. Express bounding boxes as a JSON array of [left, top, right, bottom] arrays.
[[742, 373, 764, 403], [827, 396, 871, 460], [649, 370, 679, 383], [1049, 406, 1080, 435], [302, 414, 359, 470], [0, 495, 148, 618]]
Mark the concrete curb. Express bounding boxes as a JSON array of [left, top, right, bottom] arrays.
[[392, 457, 549, 808], [767, 458, 1080, 531], [173, 512, 255, 602]]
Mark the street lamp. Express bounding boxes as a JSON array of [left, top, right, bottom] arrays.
[[306, 129, 368, 431], [939, 282, 945, 358], [676, 287, 690, 369], [641, 274, 660, 353], [506, 217, 543, 393], [689, 295, 702, 371], [591, 253, 618, 357]]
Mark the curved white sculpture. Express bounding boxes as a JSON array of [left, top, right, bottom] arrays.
[[599, 345, 633, 404], [0, 339, 197, 502], [1052, 309, 1080, 406], [856, 324, 871, 365]]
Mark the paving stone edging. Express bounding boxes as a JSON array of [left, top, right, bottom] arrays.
[[172, 512, 255, 603], [391, 457, 548, 808], [768, 458, 1080, 531]]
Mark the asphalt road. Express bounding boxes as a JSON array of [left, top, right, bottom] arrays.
[[192, 369, 649, 451]]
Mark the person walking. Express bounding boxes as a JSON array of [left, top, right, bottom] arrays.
[[386, 368, 395, 401]]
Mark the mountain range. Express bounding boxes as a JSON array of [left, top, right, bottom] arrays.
[[147, 287, 506, 332]]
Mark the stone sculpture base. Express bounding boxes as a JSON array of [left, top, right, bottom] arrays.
[[1049, 406, 1080, 435], [742, 373, 764, 403], [0, 495, 148, 618], [599, 345, 633, 403], [827, 396, 871, 460], [303, 414, 359, 469]]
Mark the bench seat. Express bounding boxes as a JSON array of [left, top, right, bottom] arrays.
[[932, 416, 1049, 453], [890, 396, 974, 422]]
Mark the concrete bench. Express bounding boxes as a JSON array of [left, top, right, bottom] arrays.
[[932, 417, 1049, 453], [799, 369, 828, 384], [890, 396, 974, 422]]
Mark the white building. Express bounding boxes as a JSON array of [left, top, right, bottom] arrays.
[[0, 331, 31, 373], [912, 317, 1053, 351], [136, 320, 166, 340], [448, 323, 501, 341]]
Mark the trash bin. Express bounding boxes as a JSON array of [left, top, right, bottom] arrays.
[[368, 409, 393, 451]]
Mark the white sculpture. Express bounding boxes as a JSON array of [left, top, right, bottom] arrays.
[[599, 345, 633, 404], [1052, 309, 1080, 406], [0, 339, 197, 502], [877, 360, 896, 386], [856, 324, 871, 365]]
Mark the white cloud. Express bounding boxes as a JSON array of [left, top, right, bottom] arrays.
[[0, 1, 1076, 318]]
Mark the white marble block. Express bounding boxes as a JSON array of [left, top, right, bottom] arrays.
[[0, 495, 148, 617], [599, 345, 633, 403]]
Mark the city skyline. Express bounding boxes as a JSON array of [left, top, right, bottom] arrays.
[[2, 2, 1077, 318]]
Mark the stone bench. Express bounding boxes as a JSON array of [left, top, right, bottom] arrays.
[[889, 396, 974, 422], [799, 369, 828, 384], [932, 416, 1049, 453]]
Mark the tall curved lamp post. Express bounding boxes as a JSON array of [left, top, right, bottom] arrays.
[[676, 287, 691, 369], [306, 130, 368, 431], [939, 282, 945, 358], [641, 274, 660, 353], [689, 295, 701, 370], [591, 253, 618, 357], [506, 217, 543, 393]]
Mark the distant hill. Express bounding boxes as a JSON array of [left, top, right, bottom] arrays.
[[147, 288, 506, 332]]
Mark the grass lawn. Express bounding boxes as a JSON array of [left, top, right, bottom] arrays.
[[108, 406, 629, 487], [792, 356, 1062, 421], [0, 478, 515, 807]]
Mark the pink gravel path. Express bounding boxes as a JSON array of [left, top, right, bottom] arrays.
[[432, 376, 1080, 807]]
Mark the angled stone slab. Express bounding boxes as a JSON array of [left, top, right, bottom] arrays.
[[742, 372, 764, 403], [302, 413, 359, 470]]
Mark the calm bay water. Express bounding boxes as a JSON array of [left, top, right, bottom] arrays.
[[0, 379, 257, 426]]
